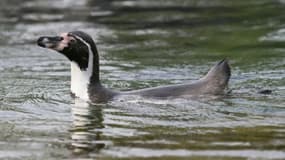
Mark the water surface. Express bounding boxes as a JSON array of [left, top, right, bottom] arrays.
[[0, 0, 284, 159]]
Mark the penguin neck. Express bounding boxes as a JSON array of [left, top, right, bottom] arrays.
[[70, 44, 101, 101]]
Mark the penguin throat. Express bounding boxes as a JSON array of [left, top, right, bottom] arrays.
[[70, 36, 95, 101]]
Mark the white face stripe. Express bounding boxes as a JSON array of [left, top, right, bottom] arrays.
[[72, 34, 94, 70], [70, 34, 94, 101]]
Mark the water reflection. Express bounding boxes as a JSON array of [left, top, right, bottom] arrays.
[[70, 99, 105, 155]]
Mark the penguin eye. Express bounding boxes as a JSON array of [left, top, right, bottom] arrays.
[[69, 39, 76, 44]]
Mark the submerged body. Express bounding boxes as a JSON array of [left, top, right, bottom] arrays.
[[37, 31, 231, 103], [126, 59, 230, 96]]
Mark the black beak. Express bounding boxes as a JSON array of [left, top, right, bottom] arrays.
[[37, 36, 63, 48]]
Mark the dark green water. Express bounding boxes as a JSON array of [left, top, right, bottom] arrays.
[[0, 0, 284, 159]]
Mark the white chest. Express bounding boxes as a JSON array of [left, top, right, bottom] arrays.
[[70, 62, 91, 101]]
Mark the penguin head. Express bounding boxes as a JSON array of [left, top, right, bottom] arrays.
[[37, 31, 98, 70]]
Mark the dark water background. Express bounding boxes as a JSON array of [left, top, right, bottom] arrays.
[[0, 0, 284, 159]]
